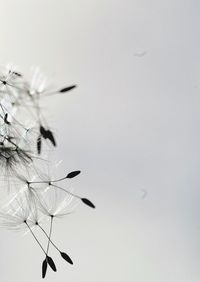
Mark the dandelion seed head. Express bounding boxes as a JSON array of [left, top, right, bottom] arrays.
[[0, 63, 95, 278]]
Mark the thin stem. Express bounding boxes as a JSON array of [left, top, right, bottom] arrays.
[[25, 221, 46, 255], [29, 180, 50, 185], [29, 176, 67, 185], [51, 184, 81, 199], [38, 223, 60, 253], [50, 176, 68, 183], [40, 90, 58, 97], [46, 216, 53, 256]]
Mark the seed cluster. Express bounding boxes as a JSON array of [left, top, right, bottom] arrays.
[[0, 65, 95, 278]]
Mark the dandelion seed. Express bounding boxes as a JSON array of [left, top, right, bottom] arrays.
[[59, 85, 77, 93], [28, 170, 81, 184], [40, 125, 56, 146], [4, 113, 10, 125], [12, 71, 22, 77], [42, 259, 47, 278], [0, 193, 57, 278], [81, 198, 96, 208], [31, 219, 73, 265], [29, 170, 95, 209], [46, 256, 56, 271], [37, 136, 42, 154], [60, 252, 73, 264], [31, 188, 75, 270], [25, 221, 57, 278], [29, 187, 72, 277], [66, 170, 81, 179]]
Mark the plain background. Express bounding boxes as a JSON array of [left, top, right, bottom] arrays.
[[0, 1, 200, 281]]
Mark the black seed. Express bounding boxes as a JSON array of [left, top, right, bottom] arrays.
[[81, 198, 95, 209], [40, 126, 56, 146], [42, 259, 48, 278], [4, 113, 10, 124], [40, 126, 47, 138], [47, 256, 57, 272], [60, 252, 73, 265], [59, 85, 77, 93], [13, 71, 22, 77], [66, 170, 81, 179], [45, 130, 56, 146], [37, 136, 42, 154]]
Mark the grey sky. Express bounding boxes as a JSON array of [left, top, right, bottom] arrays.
[[0, 0, 199, 281]]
